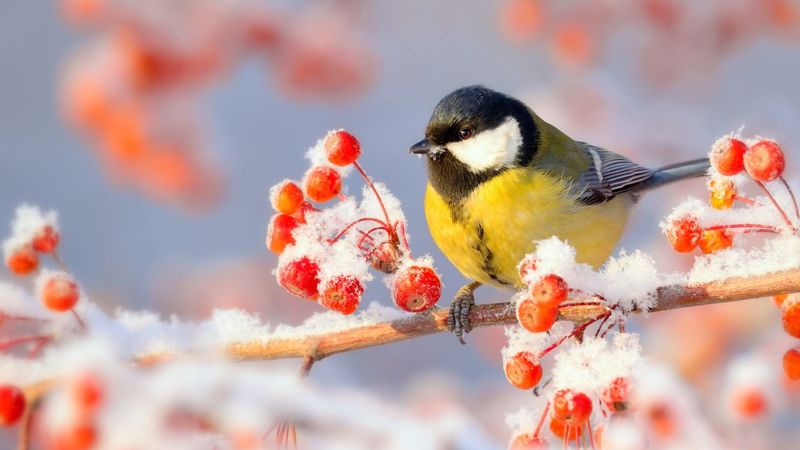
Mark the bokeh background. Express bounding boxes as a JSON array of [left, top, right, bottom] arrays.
[[2, 0, 800, 447]]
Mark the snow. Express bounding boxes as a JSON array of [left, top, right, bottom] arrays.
[[501, 322, 572, 363], [2, 203, 58, 257], [504, 406, 541, 435], [551, 333, 643, 395]]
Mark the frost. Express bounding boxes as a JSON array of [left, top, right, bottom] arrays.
[[505, 406, 541, 435], [501, 322, 571, 363], [2, 203, 58, 256], [551, 333, 643, 395]]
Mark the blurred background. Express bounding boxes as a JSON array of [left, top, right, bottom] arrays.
[[1, 0, 799, 447]]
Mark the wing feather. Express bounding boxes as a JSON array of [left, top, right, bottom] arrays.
[[574, 143, 653, 205]]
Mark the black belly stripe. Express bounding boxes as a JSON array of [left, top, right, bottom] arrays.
[[473, 223, 511, 286]]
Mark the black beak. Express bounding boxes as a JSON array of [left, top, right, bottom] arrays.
[[409, 138, 434, 155]]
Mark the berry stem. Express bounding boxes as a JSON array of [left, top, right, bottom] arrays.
[[780, 176, 800, 221], [352, 161, 392, 227], [27, 335, 53, 359], [537, 311, 610, 360], [0, 312, 48, 324], [533, 401, 550, 439], [0, 335, 52, 352], [71, 308, 87, 331], [754, 180, 796, 230], [703, 224, 781, 234], [329, 217, 389, 244], [397, 221, 412, 256], [51, 250, 69, 272], [734, 196, 758, 206]]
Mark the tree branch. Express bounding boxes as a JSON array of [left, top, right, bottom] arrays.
[[224, 267, 800, 363]]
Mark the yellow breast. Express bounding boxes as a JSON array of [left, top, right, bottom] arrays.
[[424, 168, 633, 290]]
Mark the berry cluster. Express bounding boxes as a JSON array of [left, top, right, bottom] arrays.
[[60, 0, 374, 208], [266, 130, 441, 315]]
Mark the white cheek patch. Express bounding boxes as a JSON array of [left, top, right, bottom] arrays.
[[446, 116, 523, 173]]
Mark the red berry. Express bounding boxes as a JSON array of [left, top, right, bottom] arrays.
[[645, 403, 676, 437], [782, 299, 800, 339], [319, 275, 364, 315], [517, 254, 538, 282], [709, 179, 736, 210], [549, 417, 582, 441], [391, 265, 441, 312], [71, 373, 104, 417], [270, 180, 304, 215], [731, 388, 768, 419], [0, 385, 25, 426], [303, 165, 342, 203], [530, 274, 568, 307], [40, 273, 80, 312], [32, 225, 60, 253], [711, 137, 747, 176], [504, 351, 543, 390], [601, 377, 630, 414], [324, 130, 362, 166], [516, 298, 558, 333], [783, 348, 800, 380], [292, 201, 317, 224], [698, 229, 733, 254], [744, 140, 785, 182], [6, 246, 39, 275], [50, 422, 97, 450], [508, 432, 547, 450], [277, 257, 320, 300], [666, 215, 701, 253], [266, 214, 299, 254], [552, 389, 593, 426]]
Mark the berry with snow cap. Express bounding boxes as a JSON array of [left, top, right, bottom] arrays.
[[32, 225, 60, 253], [698, 229, 733, 254], [530, 274, 568, 307], [324, 130, 361, 166], [552, 389, 592, 426], [601, 377, 630, 414], [38, 271, 80, 312], [303, 165, 342, 203], [319, 275, 364, 315], [744, 140, 785, 182], [709, 178, 736, 210], [710, 137, 747, 176], [667, 215, 701, 253], [783, 348, 800, 380], [270, 180, 305, 215], [6, 246, 38, 275], [277, 256, 321, 300]]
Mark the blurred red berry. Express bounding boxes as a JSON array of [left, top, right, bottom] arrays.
[[667, 215, 701, 252], [508, 432, 547, 450], [709, 179, 736, 210], [50, 422, 97, 450], [549, 417, 582, 440], [277, 257, 320, 300], [499, 0, 543, 43], [32, 225, 60, 253], [698, 229, 733, 254], [711, 138, 747, 176], [71, 373, 104, 417], [731, 388, 768, 419], [319, 275, 364, 315], [601, 377, 630, 414], [744, 140, 785, 182], [391, 265, 441, 312], [516, 298, 558, 333], [552, 389, 593, 426], [553, 23, 592, 65], [266, 214, 299, 254], [324, 130, 361, 167], [303, 165, 342, 203], [40, 274, 80, 312], [783, 348, 800, 380], [6, 246, 39, 275], [782, 299, 800, 338], [270, 181, 304, 215], [530, 274, 568, 307], [0, 385, 25, 426], [646, 402, 676, 437], [504, 351, 543, 390]]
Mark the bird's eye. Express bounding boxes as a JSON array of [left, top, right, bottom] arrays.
[[458, 128, 473, 140]]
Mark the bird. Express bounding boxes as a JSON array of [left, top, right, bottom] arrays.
[[409, 85, 709, 344]]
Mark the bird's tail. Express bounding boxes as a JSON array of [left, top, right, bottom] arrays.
[[639, 158, 710, 192]]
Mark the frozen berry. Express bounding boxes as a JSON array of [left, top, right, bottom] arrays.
[[391, 265, 441, 312], [711, 137, 747, 176], [709, 179, 736, 210], [552, 389, 593, 426], [698, 229, 733, 254], [783, 348, 800, 380], [277, 257, 320, 300], [666, 215, 701, 253], [6, 246, 38, 275], [39, 273, 80, 312], [782, 299, 800, 339], [508, 432, 547, 450], [744, 140, 785, 182], [516, 298, 558, 333], [601, 377, 630, 414], [0, 385, 25, 426], [71, 373, 104, 417], [303, 165, 342, 203], [270, 180, 304, 215], [319, 275, 364, 315], [324, 130, 361, 166], [32, 225, 60, 253], [530, 274, 568, 307], [266, 214, 299, 254], [504, 351, 543, 390], [549, 417, 582, 441]]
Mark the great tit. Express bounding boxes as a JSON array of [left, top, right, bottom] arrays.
[[409, 85, 709, 343]]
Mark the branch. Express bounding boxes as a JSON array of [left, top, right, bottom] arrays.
[[224, 267, 800, 362]]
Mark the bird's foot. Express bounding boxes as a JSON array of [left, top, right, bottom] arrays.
[[447, 282, 480, 345]]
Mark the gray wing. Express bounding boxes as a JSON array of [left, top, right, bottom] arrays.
[[574, 143, 654, 205]]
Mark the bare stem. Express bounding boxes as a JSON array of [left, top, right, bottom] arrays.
[[780, 176, 800, 221], [352, 161, 392, 226], [754, 180, 796, 230]]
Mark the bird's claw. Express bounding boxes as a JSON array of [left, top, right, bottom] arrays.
[[447, 287, 475, 345]]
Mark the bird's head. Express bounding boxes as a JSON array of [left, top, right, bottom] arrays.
[[410, 85, 539, 174]]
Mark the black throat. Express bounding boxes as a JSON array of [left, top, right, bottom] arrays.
[[427, 154, 504, 206]]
